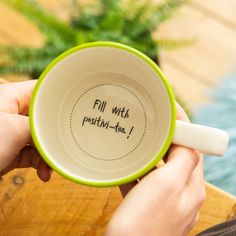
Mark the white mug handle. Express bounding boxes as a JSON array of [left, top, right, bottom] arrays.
[[173, 120, 229, 156]]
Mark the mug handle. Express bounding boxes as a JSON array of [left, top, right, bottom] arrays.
[[173, 120, 229, 156]]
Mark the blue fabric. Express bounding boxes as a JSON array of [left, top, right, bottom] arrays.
[[194, 72, 236, 195]]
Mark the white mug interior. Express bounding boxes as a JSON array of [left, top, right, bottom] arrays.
[[31, 44, 175, 185]]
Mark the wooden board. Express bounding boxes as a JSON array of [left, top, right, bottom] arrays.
[[0, 169, 122, 236], [155, 3, 236, 108], [191, 0, 236, 28], [0, 170, 235, 236], [0, 3, 44, 47], [157, 5, 236, 85], [160, 57, 209, 109]]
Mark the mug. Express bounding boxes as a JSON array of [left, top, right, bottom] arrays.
[[29, 41, 229, 187]]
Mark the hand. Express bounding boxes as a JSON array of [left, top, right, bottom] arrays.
[[105, 104, 206, 236], [0, 80, 52, 181]]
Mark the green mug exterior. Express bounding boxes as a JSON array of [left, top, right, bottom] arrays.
[[29, 41, 176, 187]]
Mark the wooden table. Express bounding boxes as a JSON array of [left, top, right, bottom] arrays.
[[0, 1, 236, 235]]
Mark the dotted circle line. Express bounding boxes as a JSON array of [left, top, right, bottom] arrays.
[[69, 84, 147, 162]]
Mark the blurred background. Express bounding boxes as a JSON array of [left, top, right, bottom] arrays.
[[0, 0, 236, 235]]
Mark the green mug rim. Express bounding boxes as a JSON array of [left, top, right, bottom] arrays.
[[29, 41, 176, 187]]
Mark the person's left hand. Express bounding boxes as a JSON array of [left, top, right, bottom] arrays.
[[0, 80, 52, 181], [105, 104, 205, 236]]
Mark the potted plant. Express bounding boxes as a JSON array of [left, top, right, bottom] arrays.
[[0, 0, 192, 115]]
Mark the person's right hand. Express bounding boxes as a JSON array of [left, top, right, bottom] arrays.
[[105, 104, 206, 236]]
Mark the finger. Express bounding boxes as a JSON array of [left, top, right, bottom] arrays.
[[37, 159, 52, 182], [0, 146, 52, 182], [161, 102, 190, 163], [163, 144, 179, 163], [28, 137, 36, 148], [183, 212, 200, 236], [185, 157, 206, 206], [176, 102, 190, 122], [0, 146, 38, 175], [13, 146, 41, 170], [0, 113, 31, 171], [188, 154, 204, 188], [12, 80, 37, 115], [0, 80, 36, 115], [119, 166, 158, 196], [119, 180, 138, 198], [165, 146, 200, 186], [21, 146, 42, 168], [193, 212, 200, 226], [18, 146, 52, 182], [165, 103, 190, 163]]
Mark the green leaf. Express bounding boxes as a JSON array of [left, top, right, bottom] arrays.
[[0, 0, 191, 115], [0, 44, 73, 78], [0, 0, 188, 77], [101, 0, 119, 10]]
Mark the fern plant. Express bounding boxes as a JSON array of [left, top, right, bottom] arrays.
[[0, 0, 191, 79]]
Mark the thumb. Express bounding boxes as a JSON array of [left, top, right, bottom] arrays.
[[0, 112, 30, 171], [165, 146, 200, 187]]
